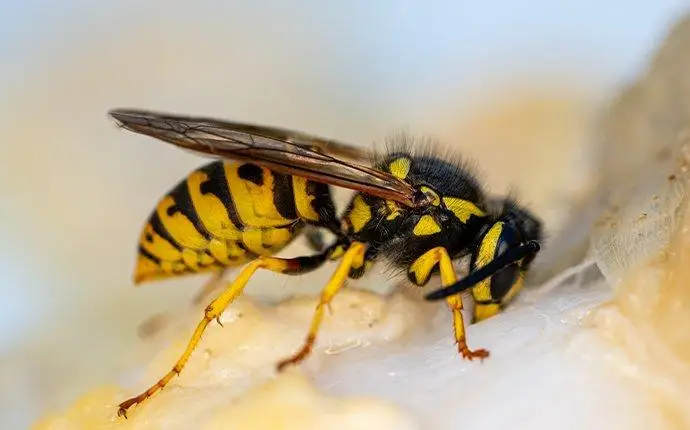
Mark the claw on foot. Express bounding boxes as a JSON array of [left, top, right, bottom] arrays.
[[275, 358, 295, 373], [275, 336, 315, 372], [275, 349, 307, 372], [459, 345, 490, 361], [117, 398, 140, 419]]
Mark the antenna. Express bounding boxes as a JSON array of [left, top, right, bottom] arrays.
[[424, 241, 540, 301]]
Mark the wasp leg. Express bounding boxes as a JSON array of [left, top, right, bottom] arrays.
[[409, 247, 489, 361], [348, 246, 378, 279], [117, 250, 334, 418], [276, 241, 367, 371]]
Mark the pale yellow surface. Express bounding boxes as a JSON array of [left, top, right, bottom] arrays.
[[34, 371, 418, 430], [34, 290, 424, 429], [204, 370, 418, 430], [12, 6, 690, 429]]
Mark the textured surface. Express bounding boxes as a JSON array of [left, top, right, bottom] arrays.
[[34, 290, 424, 429], [33, 12, 690, 430], [593, 15, 690, 289], [7, 4, 690, 430], [588, 15, 690, 429]]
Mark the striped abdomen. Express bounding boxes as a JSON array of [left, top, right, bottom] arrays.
[[135, 160, 333, 284]]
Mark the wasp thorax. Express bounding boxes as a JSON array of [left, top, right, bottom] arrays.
[[412, 189, 435, 208], [419, 186, 441, 206]]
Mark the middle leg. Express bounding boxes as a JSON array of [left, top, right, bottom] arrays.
[[408, 247, 489, 360], [276, 241, 367, 371]]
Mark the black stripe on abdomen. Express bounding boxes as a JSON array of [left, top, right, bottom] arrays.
[[149, 212, 183, 251], [198, 161, 244, 230], [167, 177, 212, 240], [272, 172, 298, 219]]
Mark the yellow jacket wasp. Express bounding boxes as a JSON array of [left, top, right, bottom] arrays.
[[108, 109, 542, 417]]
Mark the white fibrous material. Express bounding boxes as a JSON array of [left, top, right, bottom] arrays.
[[586, 14, 690, 429], [591, 15, 690, 288], [591, 150, 686, 289]]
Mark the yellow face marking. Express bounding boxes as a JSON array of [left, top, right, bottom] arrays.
[[443, 197, 486, 223], [472, 279, 493, 303], [389, 157, 411, 179], [140, 223, 181, 261], [413, 215, 441, 236], [420, 186, 440, 206], [226, 164, 293, 227], [474, 303, 500, 322], [348, 195, 372, 233], [472, 223, 503, 302], [293, 176, 320, 222], [187, 170, 241, 240], [156, 196, 208, 250], [476, 223, 503, 268]]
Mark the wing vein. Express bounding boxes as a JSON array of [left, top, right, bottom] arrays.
[[108, 109, 422, 207]]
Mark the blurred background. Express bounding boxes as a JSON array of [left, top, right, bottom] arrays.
[[2, 1, 690, 428]]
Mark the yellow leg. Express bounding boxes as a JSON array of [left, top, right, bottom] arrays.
[[276, 242, 366, 371], [118, 256, 294, 418], [437, 249, 489, 360], [412, 247, 489, 360]]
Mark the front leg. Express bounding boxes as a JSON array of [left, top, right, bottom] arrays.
[[348, 245, 378, 279], [408, 247, 489, 360]]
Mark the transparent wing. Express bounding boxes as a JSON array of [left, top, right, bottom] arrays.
[[109, 109, 423, 207]]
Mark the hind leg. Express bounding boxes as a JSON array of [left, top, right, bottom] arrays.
[[118, 248, 336, 418]]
